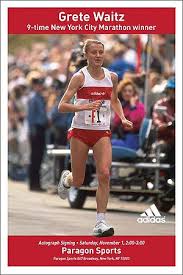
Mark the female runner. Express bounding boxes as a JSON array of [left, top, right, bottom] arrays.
[[58, 39, 133, 237]]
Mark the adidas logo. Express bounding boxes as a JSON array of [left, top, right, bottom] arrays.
[[91, 92, 105, 96], [137, 204, 166, 223]]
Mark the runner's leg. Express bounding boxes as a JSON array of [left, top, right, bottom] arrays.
[[58, 136, 89, 199], [93, 137, 112, 213], [70, 137, 90, 187], [92, 137, 114, 236]]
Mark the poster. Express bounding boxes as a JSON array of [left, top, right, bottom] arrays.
[[1, 1, 182, 274]]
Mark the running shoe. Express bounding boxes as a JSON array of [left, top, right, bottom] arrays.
[[58, 170, 71, 200], [93, 220, 114, 237]]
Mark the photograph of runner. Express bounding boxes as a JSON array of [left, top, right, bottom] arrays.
[[8, 34, 176, 238], [57, 39, 133, 237]]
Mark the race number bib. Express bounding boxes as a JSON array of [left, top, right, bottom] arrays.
[[85, 100, 108, 126]]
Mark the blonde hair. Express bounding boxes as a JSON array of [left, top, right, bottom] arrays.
[[83, 39, 104, 54], [117, 79, 138, 100]]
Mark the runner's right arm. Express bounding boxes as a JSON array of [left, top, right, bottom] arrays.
[[58, 73, 102, 113]]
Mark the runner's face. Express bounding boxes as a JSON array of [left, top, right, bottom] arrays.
[[86, 43, 104, 67]]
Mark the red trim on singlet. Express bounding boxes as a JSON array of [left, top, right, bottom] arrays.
[[77, 87, 112, 100]]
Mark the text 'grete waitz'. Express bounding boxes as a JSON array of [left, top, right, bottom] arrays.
[[58, 11, 125, 22]]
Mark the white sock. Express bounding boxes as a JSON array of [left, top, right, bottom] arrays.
[[96, 213, 105, 223]]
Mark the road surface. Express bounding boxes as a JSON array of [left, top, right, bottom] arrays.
[[8, 180, 175, 236]]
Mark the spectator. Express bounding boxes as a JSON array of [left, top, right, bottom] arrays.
[[152, 77, 175, 144], [27, 72, 48, 191], [146, 70, 167, 117], [152, 76, 175, 172], [48, 87, 73, 184], [10, 85, 30, 166], [111, 79, 145, 150], [49, 94, 73, 147]]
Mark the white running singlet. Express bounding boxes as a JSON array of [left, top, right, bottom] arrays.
[[71, 66, 113, 130]]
